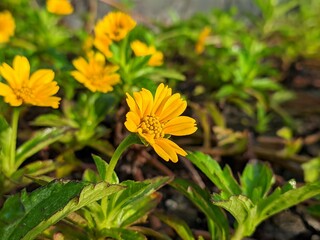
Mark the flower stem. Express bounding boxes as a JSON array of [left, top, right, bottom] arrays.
[[105, 133, 140, 183], [9, 107, 21, 175]]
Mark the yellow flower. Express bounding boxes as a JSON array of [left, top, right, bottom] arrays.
[[93, 33, 113, 58], [0, 11, 15, 44], [131, 40, 164, 66], [195, 26, 211, 54], [46, 0, 74, 15], [125, 83, 197, 162], [94, 12, 136, 42], [71, 52, 120, 93], [0, 56, 61, 108]]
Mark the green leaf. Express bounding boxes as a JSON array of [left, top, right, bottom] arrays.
[[100, 228, 146, 240], [151, 68, 186, 81], [240, 162, 274, 203], [258, 181, 320, 223], [213, 195, 256, 234], [0, 116, 12, 175], [92, 154, 119, 184], [186, 152, 241, 197], [0, 180, 124, 240], [302, 157, 320, 182], [15, 127, 72, 169], [155, 212, 195, 240], [171, 178, 230, 240], [106, 176, 171, 227], [251, 78, 281, 91]]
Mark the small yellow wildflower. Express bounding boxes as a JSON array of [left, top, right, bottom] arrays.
[[195, 26, 211, 54], [0, 11, 15, 44], [95, 12, 136, 42], [46, 0, 74, 15], [93, 32, 113, 58], [71, 52, 120, 93], [0, 56, 61, 108], [131, 40, 164, 67], [125, 83, 197, 162]]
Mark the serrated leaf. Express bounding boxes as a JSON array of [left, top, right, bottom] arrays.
[[258, 181, 320, 223], [213, 195, 255, 228], [240, 162, 274, 203], [186, 152, 241, 197], [0, 180, 124, 240], [90, 176, 171, 229], [171, 178, 229, 240], [15, 127, 72, 169]]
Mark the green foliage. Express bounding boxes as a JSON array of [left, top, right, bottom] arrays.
[[0, 180, 124, 240], [183, 152, 320, 239]]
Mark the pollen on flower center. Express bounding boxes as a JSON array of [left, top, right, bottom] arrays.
[[139, 114, 164, 139], [14, 86, 34, 100]]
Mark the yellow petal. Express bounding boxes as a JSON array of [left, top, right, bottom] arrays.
[[153, 138, 179, 163], [72, 57, 89, 74], [159, 93, 187, 122], [126, 93, 140, 115], [29, 69, 54, 86], [124, 112, 140, 132], [163, 116, 197, 136], [153, 83, 172, 115], [0, 63, 19, 88], [0, 82, 12, 96], [13, 56, 30, 85]]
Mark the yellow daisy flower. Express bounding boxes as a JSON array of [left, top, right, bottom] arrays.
[[0, 56, 61, 108], [94, 12, 136, 42], [195, 26, 211, 54], [46, 0, 74, 15], [93, 32, 113, 58], [71, 52, 120, 93], [0, 11, 15, 44], [131, 40, 164, 67], [124, 83, 197, 162]]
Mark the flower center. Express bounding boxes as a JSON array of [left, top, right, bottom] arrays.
[[14, 86, 34, 101], [139, 114, 164, 139]]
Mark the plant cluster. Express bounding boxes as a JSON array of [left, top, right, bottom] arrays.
[[0, 0, 320, 240]]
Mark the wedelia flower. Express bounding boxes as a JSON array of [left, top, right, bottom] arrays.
[[46, 0, 74, 15], [0, 56, 61, 108], [125, 83, 197, 162], [71, 52, 120, 93], [93, 32, 113, 58], [195, 26, 211, 54], [0, 11, 15, 44], [94, 12, 136, 42], [131, 40, 164, 66]]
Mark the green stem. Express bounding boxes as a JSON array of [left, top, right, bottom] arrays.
[[9, 107, 21, 175], [105, 133, 140, 183]]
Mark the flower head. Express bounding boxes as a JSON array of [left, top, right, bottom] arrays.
[[195, 26, 211, 54], [0, 56, 61, 108], [71, 52, 120, 93], [46, 0, 74, 15], [125, 83, 197, 162], [131, 40, 164, 66], [0, 11, 15, 44], [95, 12, 136, 42]]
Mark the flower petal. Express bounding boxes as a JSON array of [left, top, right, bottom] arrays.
[[159, 93, 187, 122], [0, 63, 19, 88], [124, 112, 140, 132], [163, 116, 197, 136], [13, 55, 30, 85], [29, 69, 54, 86], [153, 138, 183, 163]]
